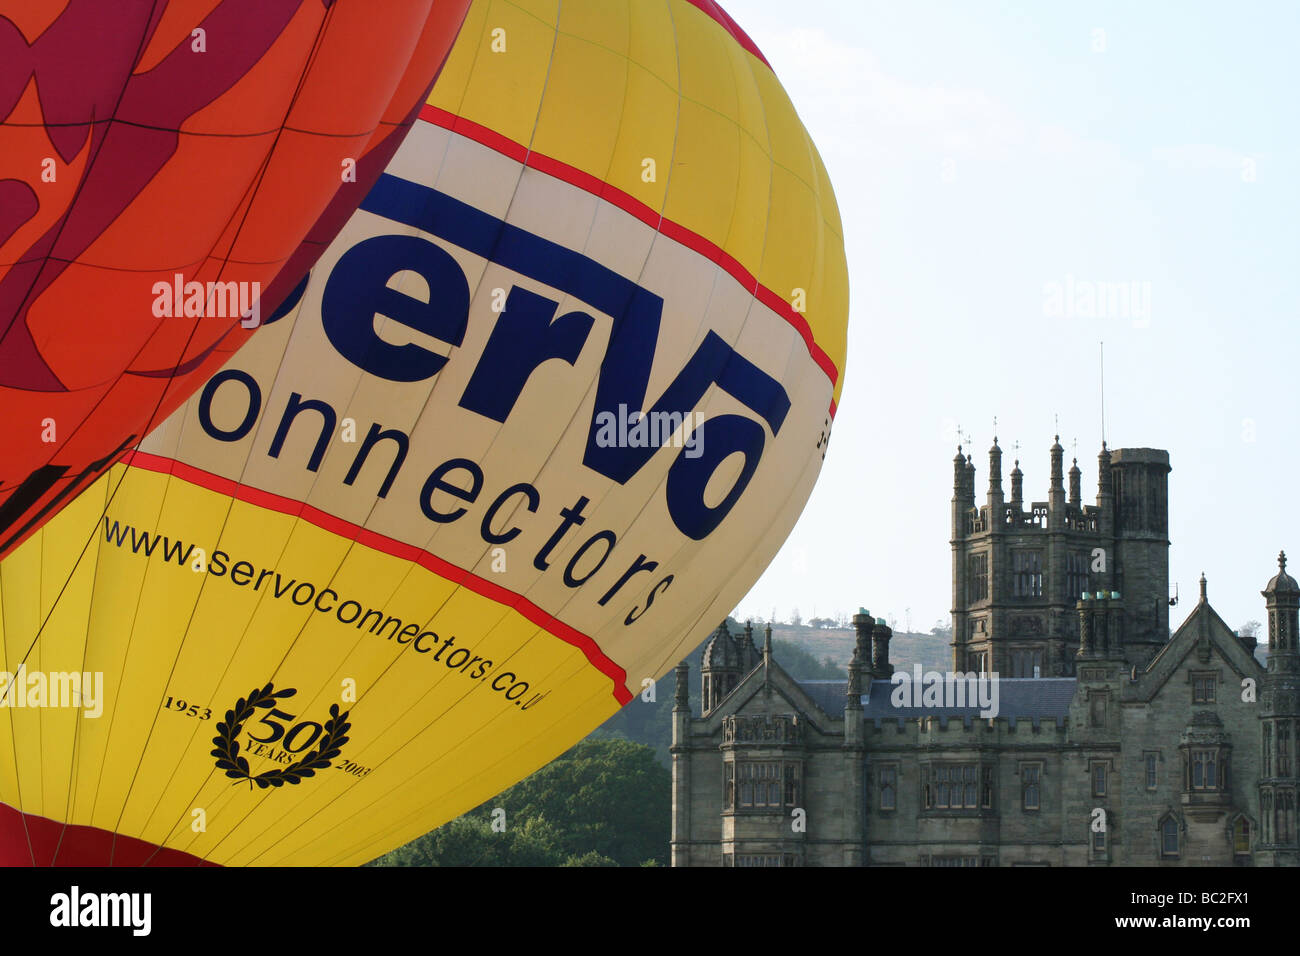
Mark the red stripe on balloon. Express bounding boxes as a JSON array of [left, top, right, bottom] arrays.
[[441, 110, 528, 165], [0, 802, 218, 866], [683, 0, 773, 69], [418, 104, 841, 415], [120, 451, 635, 706]]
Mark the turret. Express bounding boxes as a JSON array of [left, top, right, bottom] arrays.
[[852, 610, 873, 667], [952, 446, 969, 540], [987, 438, 1004, 514], [871, 618, 894, 679], [1010, 459, 1023, 512], [1263, 551, 1300, 674], [700, 622, 741, 716], [737, 621, 760, 671], [1258, 551, 1300, 865], [1049, 435, 1065, 495], [1045, 434, 1066, 522], [847, 610, 867, 711], [1107, 448, 1171, 653], [1096, 443, 1113, 533], [1068, 458, 1082, 508]]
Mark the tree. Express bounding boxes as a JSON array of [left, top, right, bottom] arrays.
[[1240, 620, 1262, 638], [481, 737, 669, 866], [562, 850, 619, 867], [373, 814, 566, 867], [772, 639, 845, 680], [370, 738, 670, 867], [791, 608, 802, 627], [592, 631, 711, 766]]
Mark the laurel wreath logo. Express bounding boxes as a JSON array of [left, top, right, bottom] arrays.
[[211, 682, 350, 789]]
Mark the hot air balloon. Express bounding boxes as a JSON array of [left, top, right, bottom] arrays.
[[0, 0, 848, 865], [0, 0, 472, 560]]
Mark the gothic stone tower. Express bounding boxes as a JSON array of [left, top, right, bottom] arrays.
[[1258, 552, 1300, 865], [951, 439, 1170, 677]]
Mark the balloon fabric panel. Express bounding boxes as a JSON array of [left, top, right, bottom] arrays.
[[0, 0, 472, 559]]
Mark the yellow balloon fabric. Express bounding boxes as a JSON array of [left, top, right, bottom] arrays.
[[0, 0, 848, 865]]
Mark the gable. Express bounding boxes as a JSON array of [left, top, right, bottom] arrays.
[[698, 656, 842, 736], [1134, 598, 1263, 703]]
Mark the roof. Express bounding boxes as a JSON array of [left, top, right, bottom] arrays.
[[797, 677, 1077, 727], [799, 679, 850, 717]]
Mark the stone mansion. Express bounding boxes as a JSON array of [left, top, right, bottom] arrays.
[[669, 439, 1300, 866]]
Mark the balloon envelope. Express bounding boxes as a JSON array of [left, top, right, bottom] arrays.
[[0, 0, 848, 865], [0, 0, 471, 559]]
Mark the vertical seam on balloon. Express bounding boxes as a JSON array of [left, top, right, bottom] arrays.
[[621, 6, 787, 690], [544, 0, 739, 703], [124, 308, 371, 860], [422, 0, 684, 733], [88, 3, 345, 867], [361, 0, 592, 750], [190, 131, 536, 865], [0, 1, 172, 867], [139, 118, 488, 865], [123, 0, 470, 863], [129, 11, 477, 862], [132, 239, 442, 863], [631, 3, 827, 697], [434, 0, 662, 722]]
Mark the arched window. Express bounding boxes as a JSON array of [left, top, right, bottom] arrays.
[[1161, 817, 1180, 857], [1233, 818, 1250, 855]]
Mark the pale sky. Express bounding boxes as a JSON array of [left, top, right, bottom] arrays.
[[725, 0, 1300, 636]]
